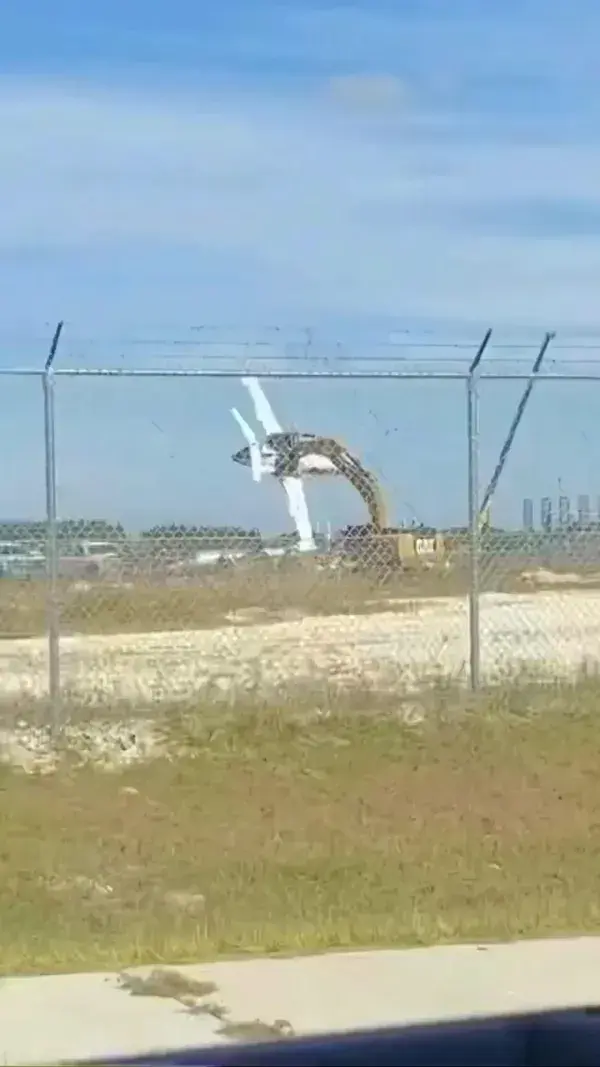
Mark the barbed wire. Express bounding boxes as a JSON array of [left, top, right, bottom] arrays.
[[36, 339, 600, 353], [8, 324, 600, 373], [8, 322, 600, 347]]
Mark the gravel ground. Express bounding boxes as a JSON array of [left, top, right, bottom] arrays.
[[1, 589, 600, 715]]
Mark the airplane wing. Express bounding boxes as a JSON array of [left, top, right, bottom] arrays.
[[241, 377, 282, 435], [238, 378, 316, 551], [281, 477, 316, 552], [231, 408, 262, 482]]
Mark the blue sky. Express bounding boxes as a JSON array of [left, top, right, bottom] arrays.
[[2, 0, 600, 532]]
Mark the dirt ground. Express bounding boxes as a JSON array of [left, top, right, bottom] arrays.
[[2, 585, 600, 713]]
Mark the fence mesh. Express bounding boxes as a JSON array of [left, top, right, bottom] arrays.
[[5, 347, 600, 725], [0, 376, 48, 694], [26, 372, 468, 717], [478, 377, 600, 685]]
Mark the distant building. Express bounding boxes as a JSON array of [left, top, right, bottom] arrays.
[[522, 498, 534, 530], [578, 494, 590, 527], [558, 495, 570, 527], [541, 497, 552, 532]]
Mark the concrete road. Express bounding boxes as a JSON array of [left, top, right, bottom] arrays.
[[4, 937, 600, 1064], [186, 936, 600, 1035], [0, 970, 230, 1065]]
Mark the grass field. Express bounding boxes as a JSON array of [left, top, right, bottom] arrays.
[[2, 678, 600, 975], [0, 566, 472, 637], [2, 553, 597, 637]]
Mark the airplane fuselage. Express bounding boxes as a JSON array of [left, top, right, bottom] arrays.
[[232, 432, 339, 477]]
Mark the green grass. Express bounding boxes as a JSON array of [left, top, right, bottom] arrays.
[[2, 678, 600, 974]]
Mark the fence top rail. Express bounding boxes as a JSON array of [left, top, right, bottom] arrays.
[[4, 365, 600, 381]]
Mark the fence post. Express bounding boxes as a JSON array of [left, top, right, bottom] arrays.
[[43, 322, 63, 730], [466, 329, 491, 690]]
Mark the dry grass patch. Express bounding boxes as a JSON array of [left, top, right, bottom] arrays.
[[7, 557, 600, 640], [0, 566, 464, 637], [5, 553, 600, 640], [2, 679, 600, 974]]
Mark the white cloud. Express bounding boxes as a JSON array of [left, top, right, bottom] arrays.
[[1, 76, 600, 331]]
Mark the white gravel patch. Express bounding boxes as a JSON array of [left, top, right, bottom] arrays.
[[1, 589, 600, 711]]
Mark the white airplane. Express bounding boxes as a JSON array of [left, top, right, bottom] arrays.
[[231, 378, 333, 553]]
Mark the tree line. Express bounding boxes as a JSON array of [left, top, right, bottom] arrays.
[[0, 520, 126, 541], [0, 520, 264, 548]]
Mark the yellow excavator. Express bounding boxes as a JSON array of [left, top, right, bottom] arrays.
[[263, 431, 446, 571]]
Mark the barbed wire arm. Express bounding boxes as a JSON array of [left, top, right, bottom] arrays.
[[479, 331, 555, 521]]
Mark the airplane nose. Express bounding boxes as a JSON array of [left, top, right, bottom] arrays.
[[232, 445, 251, 466]]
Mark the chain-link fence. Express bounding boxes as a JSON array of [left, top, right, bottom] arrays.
[[3, 329, 600, 725], [45, 368, 469, 718], [477, 371, 600, 687]]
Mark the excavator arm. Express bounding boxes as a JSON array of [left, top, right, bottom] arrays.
[[274, 435, 389, 530]]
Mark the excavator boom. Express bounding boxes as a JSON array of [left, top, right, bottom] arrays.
[[273, 434, 389, 529]]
